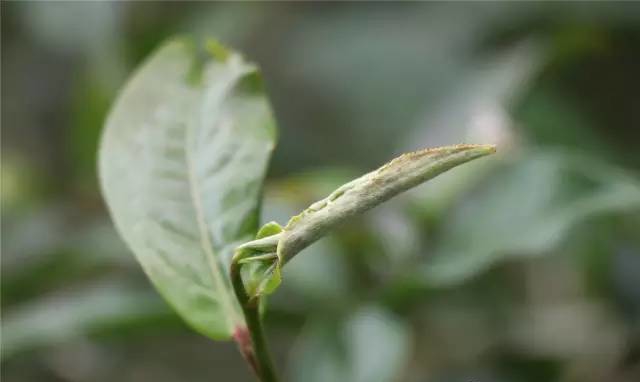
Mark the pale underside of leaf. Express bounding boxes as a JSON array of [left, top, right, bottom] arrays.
[[239, 144, 496, 299], [277, 144, 497, 263], [99, 39, 276, 340]]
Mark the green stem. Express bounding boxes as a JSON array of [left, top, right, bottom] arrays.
[[230, 253, 279, 382]]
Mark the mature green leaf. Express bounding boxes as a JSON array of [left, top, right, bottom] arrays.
[[99, 38, 277, 340], [419, 150, 640, 286]]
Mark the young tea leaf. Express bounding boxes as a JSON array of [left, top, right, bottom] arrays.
[[278, 144, 496, 264], [99, 38, 277, 340], [239, 144, 496, 299], [239, 222, 283, 297]]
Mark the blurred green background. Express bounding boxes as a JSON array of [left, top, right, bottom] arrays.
[[2, 2, 640, 382]]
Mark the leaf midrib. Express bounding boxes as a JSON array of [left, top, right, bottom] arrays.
[[184, 67, 247, 332]]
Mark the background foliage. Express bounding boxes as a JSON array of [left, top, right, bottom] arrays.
[[2, 2, 640, 382]]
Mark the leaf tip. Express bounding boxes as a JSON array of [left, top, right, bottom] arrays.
[[480, 143, 497, 154], [256, 221, 283, 239], [205, 39, 231, 62], [449, 143, 496, 154], [445, 143, 497, 159]]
